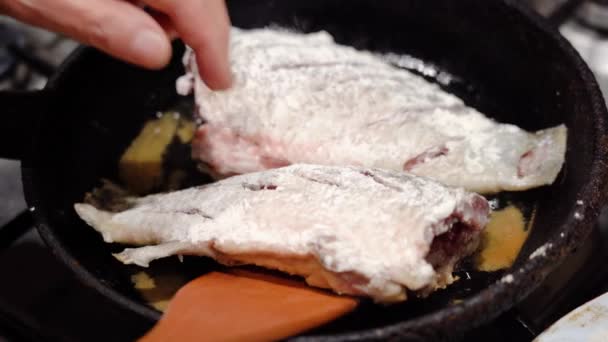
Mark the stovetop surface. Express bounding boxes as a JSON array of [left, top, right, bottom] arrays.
[[2, 2, 608, 341]]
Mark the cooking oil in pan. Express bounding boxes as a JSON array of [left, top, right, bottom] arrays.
[[476, 201, 535, 272]]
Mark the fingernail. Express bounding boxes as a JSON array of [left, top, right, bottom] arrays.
[[200, 59, 233, 90], [218, 68, 234, 89], [131, 30, 169, 68]]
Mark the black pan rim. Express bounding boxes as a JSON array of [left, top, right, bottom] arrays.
[[21, 49, 162, 323], [23, 0, 608, 339]]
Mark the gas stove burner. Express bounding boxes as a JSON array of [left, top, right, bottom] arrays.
[[577, 0, 608, 32], [0, 19, 72, 90], [0, 23, 26, 82]]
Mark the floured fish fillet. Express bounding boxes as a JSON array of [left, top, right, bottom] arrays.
[[74, 164, 489, 303], [177, 28, 567, 194]]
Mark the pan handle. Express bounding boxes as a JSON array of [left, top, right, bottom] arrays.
[[0, 90, 50, 161]]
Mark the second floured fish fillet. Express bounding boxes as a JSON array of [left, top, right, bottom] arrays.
[[74, 164, 489, 303], [177, 28, 567, 194]]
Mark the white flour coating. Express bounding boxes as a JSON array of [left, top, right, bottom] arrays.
[[529, 243, 553, 259], [380, 52, 454, 85], [177, 27, 567, 194], [501, 274, 514, 284], [74, 164, 488, 302]]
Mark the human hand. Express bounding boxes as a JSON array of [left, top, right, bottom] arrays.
[[0, 0, 232, 90]]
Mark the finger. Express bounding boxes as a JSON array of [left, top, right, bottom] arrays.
[[144, 0, 232, 90], [125, 1, 178, 39], [148, 10, 178, 40], [2, 0, 172, 69]]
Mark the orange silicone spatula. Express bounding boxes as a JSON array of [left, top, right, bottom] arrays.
[[139, 271, 359, 342]]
